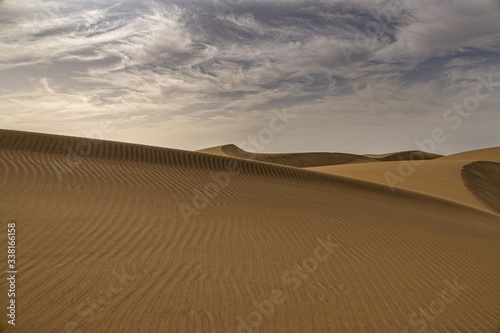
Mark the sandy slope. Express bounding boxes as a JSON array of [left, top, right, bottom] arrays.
[[198, 144, 441, 167], [309, 146, 500, 214], [462, 161, 500, 214], [0, 129, 499, 333], [309, 159, 493, 213]]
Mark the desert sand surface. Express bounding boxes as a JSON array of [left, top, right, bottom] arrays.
[[1, 129, 500, 332], [198, 144, 440, 167]]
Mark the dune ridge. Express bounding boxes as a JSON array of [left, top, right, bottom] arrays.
[[364, 150, 442, 161], [0, 130, 339, 182], [0, 130, 453, 200], [198, 143, 377, 167], [0, 129, 499, 332], [198, 144, 441, 168]]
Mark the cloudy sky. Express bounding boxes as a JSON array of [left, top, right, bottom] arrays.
[[1, 0, 499, 154]]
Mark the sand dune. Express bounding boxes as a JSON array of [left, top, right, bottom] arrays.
[[309, 147, 500, 214], [1, 129, 499, 332], [198, 143, 377, 166], [439, 146, 500, 162], [308, 159, 497, 213], [198, 144, 440, 167], [364, 150, 442, 161]]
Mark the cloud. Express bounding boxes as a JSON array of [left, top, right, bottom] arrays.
[[0, 0, 499, 154], [373, 0, 500, 63]]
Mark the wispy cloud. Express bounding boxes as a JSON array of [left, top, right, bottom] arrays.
[[0, 0, 499, 154]]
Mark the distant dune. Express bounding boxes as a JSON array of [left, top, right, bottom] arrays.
[[364, 150, 442, 161], [1, 129, 499, 332], [309, 147, 500, 214], [198, 144, 441, 167], [439, 146, 500, 162]]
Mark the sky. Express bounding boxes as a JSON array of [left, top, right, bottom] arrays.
[[0, 0, 499, 155]]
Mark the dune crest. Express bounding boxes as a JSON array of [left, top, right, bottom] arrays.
[[364, 150, 442, 161], [198, 144, 441, 168]]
